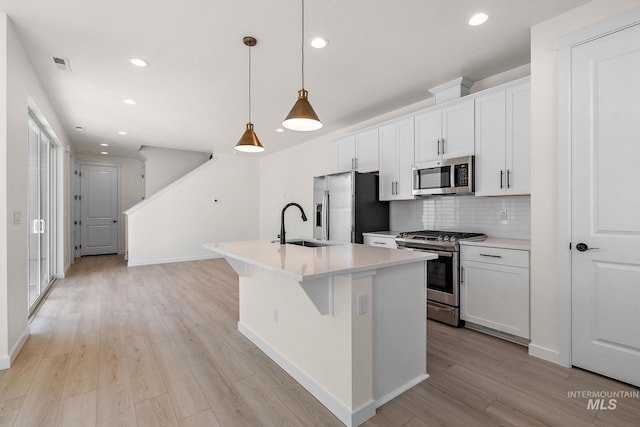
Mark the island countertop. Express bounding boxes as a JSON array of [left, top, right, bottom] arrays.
[[203, 240, 437, 282]]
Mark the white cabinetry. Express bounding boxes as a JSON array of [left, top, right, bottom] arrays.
[[336, 128, 379, 173], [414, 99, 474, 163], [363, 234, 397, 249], [379, 117, 415, 200], [475, 79, 531, 196], [460, 244, 530, 340]]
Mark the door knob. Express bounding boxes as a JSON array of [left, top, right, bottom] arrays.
[[576, 243, 599, 252], [113, 220, 117, 223]]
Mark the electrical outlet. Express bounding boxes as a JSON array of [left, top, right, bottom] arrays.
[[357, 294, 368, 315], [13, 211, 21, 225], [500, 208, 509, 222]]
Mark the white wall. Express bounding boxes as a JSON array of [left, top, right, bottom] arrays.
[[529, 0, 640, 363], [139, 146, 209, 196], [258, 65, 531, 242], [1, 14, 70, 368], [74, 153, 144, 254], [126, 153, 259, 266]]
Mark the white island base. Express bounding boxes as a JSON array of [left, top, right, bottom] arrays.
[[205, 241, 435, 427]]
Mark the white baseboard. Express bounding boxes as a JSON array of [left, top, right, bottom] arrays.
[[127, 253, 221, 267], [375, 373, 429, 408], [238, 322, 376, 427], [0, 326, 30, 370], [528, 343, 560, 364]]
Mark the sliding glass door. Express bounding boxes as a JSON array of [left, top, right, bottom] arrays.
[[28, 116, 56, 312]]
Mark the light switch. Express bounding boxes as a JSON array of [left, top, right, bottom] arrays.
[[13, 211, 21, 225]]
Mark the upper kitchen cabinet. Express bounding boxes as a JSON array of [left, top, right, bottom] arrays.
[[475, 78, 531, 196], [379, 117, 415, 200], [414, 98, 475, 163], [336, 128, 379, 173]]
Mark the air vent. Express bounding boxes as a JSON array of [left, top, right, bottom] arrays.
[[50, 55, 72, 72]]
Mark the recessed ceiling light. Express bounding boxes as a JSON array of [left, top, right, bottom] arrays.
[[75, 126, 84, 131], [310, 37, 328, 48], [100, 143, 109, 147], [117, 131, 127, 135], [276, 128, 284, 133], [129, 57, 149, 67], [100, 151, 109, 155], [123, 99, 137, 105], [468, 13, 488, 26]]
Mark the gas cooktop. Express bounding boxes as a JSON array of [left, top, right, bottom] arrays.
[[395, 230, 486, 250]]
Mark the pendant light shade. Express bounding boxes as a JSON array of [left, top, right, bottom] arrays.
[[235, 123, 264, 152], [235, 36, 265, 153], [282, 0, 322, 131], [282, 89, 322, 131]]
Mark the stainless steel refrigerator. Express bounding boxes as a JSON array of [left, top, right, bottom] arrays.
[[313, 171, 389, 243]]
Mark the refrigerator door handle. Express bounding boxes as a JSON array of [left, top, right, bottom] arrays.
[[323, 190, 330, 240]]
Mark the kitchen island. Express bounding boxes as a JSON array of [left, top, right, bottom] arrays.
[[203, 240, 436, 427]]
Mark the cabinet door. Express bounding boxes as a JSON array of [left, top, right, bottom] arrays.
[[336, 136, 356, 172], [355, 128, 380, 172], [379, 124, 397, 201], [396, 117, 415, 199], [441, 99, 475, 159], [414, 109, 441, 163], [506, 82, 531, 195], [460, 260, 530, 339], [475, 91, 507, 196]]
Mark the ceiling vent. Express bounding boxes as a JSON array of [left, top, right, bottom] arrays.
[[429, 77, 473, 104], [50, 55, 71, 72]]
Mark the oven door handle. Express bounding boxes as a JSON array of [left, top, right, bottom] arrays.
[[402, 247, 453, 257]]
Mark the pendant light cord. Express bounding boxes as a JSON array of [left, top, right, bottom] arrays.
[[248, 44, 252, 123], [301, 0, 305, 89]]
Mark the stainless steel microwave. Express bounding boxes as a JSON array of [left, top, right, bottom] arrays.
[[412, 155, 474, 196]]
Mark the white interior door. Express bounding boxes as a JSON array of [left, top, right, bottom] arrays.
[[80, 163, 119, 255], [571, 22, 640, 387]]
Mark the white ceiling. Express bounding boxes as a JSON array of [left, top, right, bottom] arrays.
[[1, 0, 589, 158]]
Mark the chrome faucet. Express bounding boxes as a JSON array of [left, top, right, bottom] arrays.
[[280, 203, 308, 244]]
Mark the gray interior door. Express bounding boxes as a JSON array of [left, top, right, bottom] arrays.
[[80, 163, 119, 255]]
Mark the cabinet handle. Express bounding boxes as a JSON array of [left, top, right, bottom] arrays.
[[373, 241, 387, 245], [506, 170, 511, 189], [480, 253, 502, 258], [461, 266, 465, 284], [437, 138, 441, 155], [500, 170, 504, 189], [441, 137, 445, 154], [354, 158, 358, 170]]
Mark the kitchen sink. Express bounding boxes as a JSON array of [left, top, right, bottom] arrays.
[[285, 239, 338, 248]]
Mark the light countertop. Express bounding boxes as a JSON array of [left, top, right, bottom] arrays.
[[204, 240, 436, 282], [460, 237, 531, 251]]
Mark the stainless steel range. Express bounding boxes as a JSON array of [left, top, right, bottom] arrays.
[[395, 230, 486, 326]]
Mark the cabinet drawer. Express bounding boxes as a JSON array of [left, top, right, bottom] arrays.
[[363, 235, 397, 249], [461, 245, 528, 268]]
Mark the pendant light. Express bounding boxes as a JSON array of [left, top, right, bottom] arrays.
[[235, 36, 265, 153], [282, 0, 323, 131]]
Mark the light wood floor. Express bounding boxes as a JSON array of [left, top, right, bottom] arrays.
[[1, 255, 638, 426]]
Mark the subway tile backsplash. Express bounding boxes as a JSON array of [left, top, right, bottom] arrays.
[[389, 195, 531, 239]]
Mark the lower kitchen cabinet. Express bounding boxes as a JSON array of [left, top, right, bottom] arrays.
[[460, 244, 530, 340], [363, 232, 398, 248]]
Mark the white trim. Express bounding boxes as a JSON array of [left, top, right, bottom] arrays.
[[528, 343, 560, 365], [127, 253, 220, 267], [238, 321, 376, 427], [124, 159, 215, 215], [0, 326, 30, 370], [555, 8, 640, 369], [375, 373, 429, 408], [556, 6, 640, 50]]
